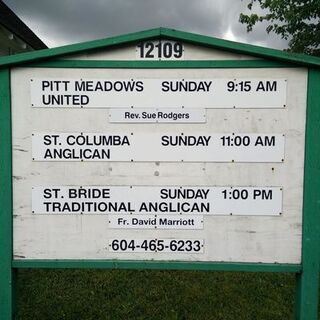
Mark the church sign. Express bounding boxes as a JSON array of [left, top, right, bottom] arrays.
[[0, 28, 320, 320]]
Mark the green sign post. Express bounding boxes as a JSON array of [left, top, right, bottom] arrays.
[[1, 28, 320, 319]]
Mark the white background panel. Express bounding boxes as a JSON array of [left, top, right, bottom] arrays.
[[30, 77, 287, 109], [31, 132, 285, 162], [32, 186, 282, 216], [11, 66, 307, 263], [109, 108, 206, 123]]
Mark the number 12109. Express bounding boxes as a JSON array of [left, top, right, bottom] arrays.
[[136, 41, 184, 59]]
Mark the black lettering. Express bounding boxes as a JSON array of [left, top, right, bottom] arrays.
[[161, 81, 170, 92], [161, 135, 169, 146]]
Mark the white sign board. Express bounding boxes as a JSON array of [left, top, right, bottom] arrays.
[[108, 214, 203, 230], [12, 56, 307, 263], [32, 186, 282, 216], [109, 108, 206, 123], [32, 132, 285, 162], [108, 215, 204, 230], [30, 78, 287, 109]]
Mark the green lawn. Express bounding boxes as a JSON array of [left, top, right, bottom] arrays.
[[15, 269, 298, 320]]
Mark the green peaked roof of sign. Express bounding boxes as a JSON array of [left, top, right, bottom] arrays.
[[0, 27, 319, 68]]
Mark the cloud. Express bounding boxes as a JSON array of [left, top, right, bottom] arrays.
[[4, 0, 288, 49]]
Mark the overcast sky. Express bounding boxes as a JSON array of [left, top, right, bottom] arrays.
[[4, 0, 288, 50]]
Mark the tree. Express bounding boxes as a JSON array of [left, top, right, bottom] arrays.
[[239, 0, 320, 56]]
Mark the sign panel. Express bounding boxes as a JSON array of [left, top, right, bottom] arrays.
[[12, 65, 307, 264], [108, 215, 204, 229], [109, 108, 206, 123], [32, 132, 285, 162], [109, 238, 204, 253], [30, 78, 287, 109], [32, 186, 282, 216], [1, 31, 318, 320]]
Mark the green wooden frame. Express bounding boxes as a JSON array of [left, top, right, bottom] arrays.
[[12, 259, 301, 272], [29, 59, 291, 69], [0, 68, 14, 320], [295, 68, 320, 319], [1, 28, 320, 319], [0, 27, 320, 68]]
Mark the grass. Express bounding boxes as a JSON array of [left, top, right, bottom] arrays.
[[15, 269, 297, 320]]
